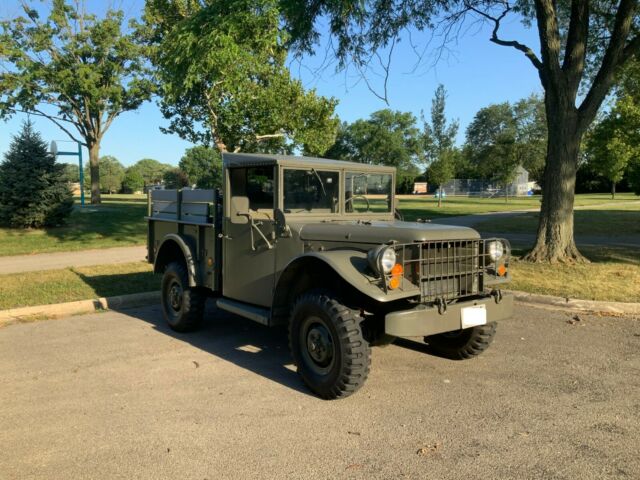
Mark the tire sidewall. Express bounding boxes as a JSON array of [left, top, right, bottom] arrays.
[[290, 299, 344, 394], [161, 263, 188, 329]]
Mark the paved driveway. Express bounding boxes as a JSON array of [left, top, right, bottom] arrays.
[[1, 304, 638, 479]]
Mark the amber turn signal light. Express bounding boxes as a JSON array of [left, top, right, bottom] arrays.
[[497, 264, 507, 276], [388, 264, 404, 289]]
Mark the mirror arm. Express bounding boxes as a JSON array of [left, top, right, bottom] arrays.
[[237, 212, 273, 250]]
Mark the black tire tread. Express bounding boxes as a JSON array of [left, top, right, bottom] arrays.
[[425, 322, 497, 360], [289, 291, 371, 399], [162, 261, 206, 333]]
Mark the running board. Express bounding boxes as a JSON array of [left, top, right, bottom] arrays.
[[216, 298, 270, 326]]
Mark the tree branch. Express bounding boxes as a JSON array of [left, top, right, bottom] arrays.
[[578, 0, 639, 130], [13, 107, 86, 144], [465, 3, 543, 71], [562, 0, 590, 93], [534, 0, 563, 88]]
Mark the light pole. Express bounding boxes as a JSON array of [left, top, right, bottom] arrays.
[[50, 140, 85, 207]]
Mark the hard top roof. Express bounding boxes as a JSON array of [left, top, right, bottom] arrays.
[[222, 153, 395, 172]]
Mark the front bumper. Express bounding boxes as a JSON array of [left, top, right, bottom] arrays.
[[385, 293, 513, 337]]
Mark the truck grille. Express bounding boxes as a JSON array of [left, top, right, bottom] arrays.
[[392, 240, 483, 302]]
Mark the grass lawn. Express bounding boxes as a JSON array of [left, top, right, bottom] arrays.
[[0, 261, 159, 310], [397, 192, 639, 221], [0, 194, 148, 256], [508, 246, 640, 303], [474, 203, 640, 235]]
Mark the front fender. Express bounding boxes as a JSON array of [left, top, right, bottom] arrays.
[[287, 250, 416, 303]]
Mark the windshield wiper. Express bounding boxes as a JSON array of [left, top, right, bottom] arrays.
[[310, 168, 327, 198]]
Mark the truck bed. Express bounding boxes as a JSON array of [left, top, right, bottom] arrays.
[[147, 189, 222, 292]]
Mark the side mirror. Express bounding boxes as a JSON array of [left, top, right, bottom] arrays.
[[230, 196, 250, 224], [274, 208, 291, 237]]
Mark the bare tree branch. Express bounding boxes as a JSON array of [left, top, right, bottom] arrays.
[[11, 107, 86, 144], [465, 2, 543, 71]]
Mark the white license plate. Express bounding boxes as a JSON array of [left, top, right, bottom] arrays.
[[461, 305, 487, 328]]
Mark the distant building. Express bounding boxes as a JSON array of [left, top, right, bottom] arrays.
[[412, 182, 428, 194]]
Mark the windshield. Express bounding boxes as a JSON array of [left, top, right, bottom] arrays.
[[345, 172, 392, 213], [283, 169, 339, 213]]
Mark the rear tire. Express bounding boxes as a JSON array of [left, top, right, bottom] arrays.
[[289, 291, 371, 399], [161, 261, 206, 332], [424, 322, 497, 360]]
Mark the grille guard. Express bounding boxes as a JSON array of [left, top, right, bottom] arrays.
[[380, 238, 511, 303]]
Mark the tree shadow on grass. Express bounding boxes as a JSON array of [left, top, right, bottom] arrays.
[[117, 301, 314, 397]]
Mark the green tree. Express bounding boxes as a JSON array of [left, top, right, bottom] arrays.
[[513, 95, 547, 184], [586, 94, 640, 198], [128, 159, 172, 187], [423, 85, 459, 163], [281, 0, 640, 262], [0, 1, 154, 204], [0, 121, 73, 228], [324, 109, 423, 192], [122, 168, 145, 194], [427, 150, 456, 207], [97, 156, 125, 194], [465, 103, 521, 200], [60, 163, 80, 184], [141, 0, 338, 155], [179, 146, 223, 189], [423, 85, 458, 206], [163, 168, 190, 189]]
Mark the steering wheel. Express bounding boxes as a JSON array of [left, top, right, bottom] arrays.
[[345, 194, 370, 212]]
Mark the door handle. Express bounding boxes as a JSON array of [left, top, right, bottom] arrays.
[[217, 233, 232, 240]]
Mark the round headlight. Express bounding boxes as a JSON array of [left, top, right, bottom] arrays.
[[487, 240, 504, 262], [379, 247, 396, 274]]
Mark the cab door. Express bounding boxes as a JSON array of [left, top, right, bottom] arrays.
[[222, 165, 277, 307]]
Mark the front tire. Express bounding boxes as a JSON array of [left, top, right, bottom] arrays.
[[289, 291, 371, 399], [424, 322, 497, 360], [161, 261, 206, 332]]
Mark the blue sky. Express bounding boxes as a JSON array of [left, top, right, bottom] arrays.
[[0, 1, 542, 167]]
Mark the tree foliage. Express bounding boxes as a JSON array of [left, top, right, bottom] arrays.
[[0, 1, 154, 204], [122, 168, 145, 194], [85, 156, 124, 194], [0, 121, 73, 228], [325, 109, 423, 192], [127, 158, 172, 187], [178, 146, 222, 189], [141, 0, 339, 155], [163, 168, 190, 189]]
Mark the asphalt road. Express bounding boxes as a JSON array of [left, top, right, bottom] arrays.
[[1, 304, 638, 480]]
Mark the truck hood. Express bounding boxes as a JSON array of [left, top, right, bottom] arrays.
[[294, 220, 480, 245]]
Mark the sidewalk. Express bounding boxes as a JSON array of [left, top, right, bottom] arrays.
[[0, 245, 146, 274]]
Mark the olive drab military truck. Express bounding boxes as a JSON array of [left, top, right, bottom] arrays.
[[147, 153, 513, 399]]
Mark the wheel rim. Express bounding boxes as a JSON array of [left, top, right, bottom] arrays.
[[167, 280, 183, 312], [300, 316, 335, 375]]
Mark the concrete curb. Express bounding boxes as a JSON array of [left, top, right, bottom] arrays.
[[508, 290, 640, 315], [0, 291, 160, 327], [1, 289, 638, 328]]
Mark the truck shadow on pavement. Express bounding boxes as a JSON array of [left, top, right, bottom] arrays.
[[125, 301, 316, 397]]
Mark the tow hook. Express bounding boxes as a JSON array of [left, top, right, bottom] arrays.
[[435, 297, 447, 315], [491, 289, 503, 304]]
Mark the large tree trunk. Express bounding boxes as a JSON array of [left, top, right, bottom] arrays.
[[524, 101, 588, 263], [88, 142, 101, 205], [611, 181, 616, 199]]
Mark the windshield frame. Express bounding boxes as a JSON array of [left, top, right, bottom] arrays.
[[278, 165, 396, 219]]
